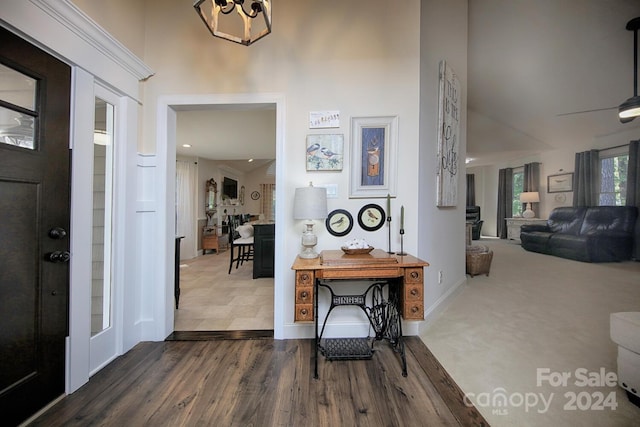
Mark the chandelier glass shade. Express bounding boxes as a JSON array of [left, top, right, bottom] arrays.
[[194, 0, 272, 46]]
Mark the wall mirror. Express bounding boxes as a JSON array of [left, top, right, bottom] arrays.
[[205, 178, 217, 226]]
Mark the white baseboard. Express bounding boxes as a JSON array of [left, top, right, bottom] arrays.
[[419, 276, 467, 335]]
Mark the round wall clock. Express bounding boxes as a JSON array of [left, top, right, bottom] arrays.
[[357, 204, 386, 232], [251, 191, 260, 200], [326, 209, 353, 237], [554, 193, 567, 203]]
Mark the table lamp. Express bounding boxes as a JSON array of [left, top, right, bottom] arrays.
[[293, 182, 327, 259], [520, 191, 540, 218]]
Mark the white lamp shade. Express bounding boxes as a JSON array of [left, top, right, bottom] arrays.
[[293, 185, 327, 220], [520, 191, 540, 203]]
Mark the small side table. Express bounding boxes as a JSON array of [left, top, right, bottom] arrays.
[[506, 218, 547, 242], [202, 226, 220, 254]]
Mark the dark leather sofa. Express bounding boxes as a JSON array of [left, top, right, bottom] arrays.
[[520, 206, 638, 262], [466, 206, 483, 240]]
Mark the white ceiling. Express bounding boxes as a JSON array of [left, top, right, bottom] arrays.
[[467, 0, 640, 167], [175, 104, 276, 173]]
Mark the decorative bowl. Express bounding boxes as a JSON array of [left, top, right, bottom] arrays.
[[341, 246, 374, 255]]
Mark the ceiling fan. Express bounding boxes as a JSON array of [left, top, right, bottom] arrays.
[[556, 107, 617, 117], [557, 17, 640, 122], [618, 17, 640, 123]]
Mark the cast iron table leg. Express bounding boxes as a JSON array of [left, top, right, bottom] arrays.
[[314, 277, 319, 379]]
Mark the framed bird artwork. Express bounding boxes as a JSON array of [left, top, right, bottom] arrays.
[[547, 172, 574, 193], [349, 116, 398, 198], [357, 204, 386, 232], [306, 134, 344, 171], [325, 209, 353, 237]]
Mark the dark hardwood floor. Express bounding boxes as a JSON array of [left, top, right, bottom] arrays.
[[31, 336, 488, 426]]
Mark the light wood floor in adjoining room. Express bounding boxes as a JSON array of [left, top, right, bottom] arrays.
[[175, 249, 274, 331]]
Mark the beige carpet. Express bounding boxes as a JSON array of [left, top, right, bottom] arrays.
[[421, 238, 640, 426]]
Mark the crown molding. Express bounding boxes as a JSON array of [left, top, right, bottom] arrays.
[[30, 0, 153, 82]]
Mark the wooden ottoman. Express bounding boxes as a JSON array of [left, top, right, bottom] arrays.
[[466, 245, 493, 277]]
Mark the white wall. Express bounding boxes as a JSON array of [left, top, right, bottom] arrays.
[[243, 162, 276, 216], [141, 0, 428, 339], [418, 0, 469, 321], [70, 0, 146, 58], [9, 0, 465, 345]]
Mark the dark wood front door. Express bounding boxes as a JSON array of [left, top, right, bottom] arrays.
[[0, 26, 71, 426]]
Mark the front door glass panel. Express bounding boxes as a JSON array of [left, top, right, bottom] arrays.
[[0, 63, 37, 149]]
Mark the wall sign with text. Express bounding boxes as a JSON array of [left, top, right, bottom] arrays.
[[436, 60, 460, 207]]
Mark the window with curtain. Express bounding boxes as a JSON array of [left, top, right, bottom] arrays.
[[512, 167, 524, 216], [599, 148, 629, 206], [574, 150, 600, 207], [175, 161, 198, 260], [260, 183, 275, 221], [497, 168, 513, 239]]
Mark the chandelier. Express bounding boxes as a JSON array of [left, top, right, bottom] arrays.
[[194, 0, 272, 46]]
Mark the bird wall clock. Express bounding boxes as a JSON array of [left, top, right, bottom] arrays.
[[326, 209, 353, 237], [357, 204, 385, 232], [306, 134, 344, 171]]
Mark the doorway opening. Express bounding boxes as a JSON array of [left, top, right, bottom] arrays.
[[174, 106, 276, 332], [157, 94, 285, 340]]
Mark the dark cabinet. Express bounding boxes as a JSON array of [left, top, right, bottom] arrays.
[[253, 223, 275, 279]]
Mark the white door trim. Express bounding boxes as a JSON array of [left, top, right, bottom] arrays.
[[154, 93, 286, 340]]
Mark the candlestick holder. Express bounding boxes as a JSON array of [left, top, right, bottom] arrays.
[[397, 228, 407, 256], [387, 216, 395, 254]]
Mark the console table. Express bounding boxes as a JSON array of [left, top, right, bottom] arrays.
[[291, 249, 428, 378], [506, 218, 547, 242]]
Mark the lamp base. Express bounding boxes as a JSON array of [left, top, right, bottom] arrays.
[[522, 203, 535, 218], [299, 247, 319, 259], [299, 222, 319, 259]]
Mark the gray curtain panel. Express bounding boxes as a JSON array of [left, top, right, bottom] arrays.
[[497, 168, 513, 239], [627, 140, 640, 206], [573, 150, 599, 206], [626, 140, 640, 260], [466, 173, 476, 206]]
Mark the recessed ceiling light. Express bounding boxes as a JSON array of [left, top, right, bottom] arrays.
[[248, 159, 254, 162], [182, 144, 192, 148]]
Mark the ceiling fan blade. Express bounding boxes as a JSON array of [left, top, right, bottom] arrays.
[[556, 106, 617, 117]]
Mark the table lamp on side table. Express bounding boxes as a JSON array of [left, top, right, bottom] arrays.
[[293, 182, 328, 259], [520, 191, 540, 218]]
